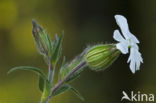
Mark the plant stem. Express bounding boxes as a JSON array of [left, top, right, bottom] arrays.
[[40, 57, 54, 103], [48, 62, 54, 85], [46, 61, 87, 102]]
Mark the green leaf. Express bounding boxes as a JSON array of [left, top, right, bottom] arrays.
[[70, 87, 85, 101], [53, 84, 70, 96], [38, 76, 44, 92], [46, 34, 53, 58], [41, 80, 51, 102], [53, 84, 84, 101], [51, 31, 64, 67], [65, 71, 81, 83], [8, 66, 48, 93], [8, 66, 46, 79], [58, 56, 66, 80]]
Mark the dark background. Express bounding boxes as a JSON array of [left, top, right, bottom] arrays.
[[0, 0, 155, 103]]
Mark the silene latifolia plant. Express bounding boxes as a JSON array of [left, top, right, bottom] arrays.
[[8, 14, 143, 103]]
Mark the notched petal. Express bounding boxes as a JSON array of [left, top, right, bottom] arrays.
[[114, 15, 130, 39], [127, 47, 143, 73]]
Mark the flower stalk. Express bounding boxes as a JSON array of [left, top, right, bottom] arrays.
[[45, 61, 87, 102], [47, 56, 54, 85]]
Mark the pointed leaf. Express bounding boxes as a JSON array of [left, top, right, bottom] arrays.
[[41, 80, 51, 102], [70, 87, 85, 101], [65, 71, 81, 83], [8, 66, 47, 79], [38, 75, 52, 93], [38, 76, 44, 92], [46, 34, 53, 58], [53, 84, 84, 101], [53, 84, 70, 96], [8, 66, 49, 93], [58, 56, 66, 80], [51, 31, 64, 67]]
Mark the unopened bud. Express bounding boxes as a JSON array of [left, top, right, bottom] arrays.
[[32, 20, 52, 57], [85, 44, 120, 71]]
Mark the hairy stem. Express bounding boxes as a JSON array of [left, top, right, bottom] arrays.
[[46, 61, 87, 102], [40, 57, 54, 103]]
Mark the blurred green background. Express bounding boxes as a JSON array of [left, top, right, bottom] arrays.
[[0, 0, 156, 103]]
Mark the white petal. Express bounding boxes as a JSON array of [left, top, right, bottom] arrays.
[[129, 59, 135, 73], [135, 50, 143, 70], [113, 30, 125, 42], [128, 47, 135, 62], [128, 46, 143, 73], [132, 43, 139, 50], [136, 59, 141, 70], [128, 47, 136, 73], [114, 15, 131, 39], [116, 41, 129, 54], [128, 32, 140, 43]]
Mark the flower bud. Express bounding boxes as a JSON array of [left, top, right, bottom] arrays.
[[32, 20, 52, 57], [85, 44, 120, 71]]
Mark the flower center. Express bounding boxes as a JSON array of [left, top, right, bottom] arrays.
[[127, 38, 133, 48]]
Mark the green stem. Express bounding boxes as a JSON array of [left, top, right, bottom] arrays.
[[48, 62, 54, 85], [40, 57, 54, 103]]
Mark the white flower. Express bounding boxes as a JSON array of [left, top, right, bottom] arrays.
[[113, 14, 143, 74]]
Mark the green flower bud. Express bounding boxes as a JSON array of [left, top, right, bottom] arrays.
[[32, 20, 52, 57], [85, 44, 120, 71]]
